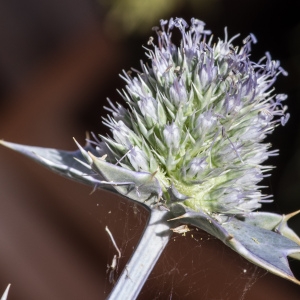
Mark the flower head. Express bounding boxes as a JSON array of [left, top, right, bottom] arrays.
[[95, 17, 289, 215]]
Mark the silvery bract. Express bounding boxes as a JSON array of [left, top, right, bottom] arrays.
[[2, 17, 300, 288]]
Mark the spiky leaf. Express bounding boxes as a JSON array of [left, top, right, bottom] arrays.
[[0, 140, 111, 190], [0, 140, 162, 206], [1, 284, 11, 300], [170, 204, 300, 284]]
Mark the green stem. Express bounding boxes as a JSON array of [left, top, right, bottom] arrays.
[[107, 209, 174, 300]]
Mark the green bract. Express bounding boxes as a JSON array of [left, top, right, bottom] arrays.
[[1, 17, 300, 288]]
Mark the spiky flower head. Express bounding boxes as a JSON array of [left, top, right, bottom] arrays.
[[96, 17, 289, 215]]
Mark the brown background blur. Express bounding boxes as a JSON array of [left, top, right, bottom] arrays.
[[0, 0, 300, 299]]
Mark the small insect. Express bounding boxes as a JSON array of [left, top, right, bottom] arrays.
[[251, 237, 260, 244]]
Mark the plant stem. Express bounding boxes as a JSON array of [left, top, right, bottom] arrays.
[[107, 208, 174, 300]]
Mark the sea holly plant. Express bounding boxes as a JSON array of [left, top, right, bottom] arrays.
[[1, 17, 300, 298]]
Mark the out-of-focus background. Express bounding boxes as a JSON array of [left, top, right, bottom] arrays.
[[0, 0, 300, 299]]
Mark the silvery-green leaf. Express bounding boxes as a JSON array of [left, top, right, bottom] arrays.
[[0, 140, 162, 207], [0, 140, 114, 191], [170, 204, 300, 285], [240, 210, 300, 260], [1, 284, 10, 300], [240, 211, 300, 244], [88, 152, 162, 206]]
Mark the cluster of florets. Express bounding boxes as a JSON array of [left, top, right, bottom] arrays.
[[94, 18, 289, 215]]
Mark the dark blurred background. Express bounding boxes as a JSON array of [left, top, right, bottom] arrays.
[[0, 0, 300, 299]]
